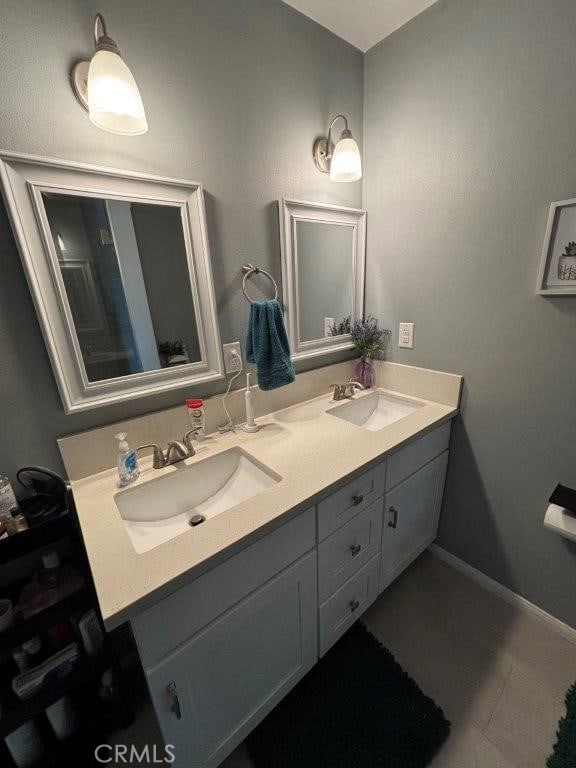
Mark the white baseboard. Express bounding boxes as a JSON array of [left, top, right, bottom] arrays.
[[429, 543, 576, 645]]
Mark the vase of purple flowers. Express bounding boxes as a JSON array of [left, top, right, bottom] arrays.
[[354, 357, 374, 388], [329, 315, 391, 389], [349, 316, 391, 388]]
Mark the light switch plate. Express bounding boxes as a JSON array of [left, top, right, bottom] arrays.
[[398, 322, 414, 349], [324, 317, 334, 337], [223, 342, 242, 373]]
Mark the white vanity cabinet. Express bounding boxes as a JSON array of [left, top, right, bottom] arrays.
[[130, 420, 452, 768]]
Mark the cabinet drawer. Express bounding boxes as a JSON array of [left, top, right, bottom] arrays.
[[132, 508, 315, 667], [317, 463, 385, 541], [319, 554, 380, 657], [317, 499, 383, 602], [386, 421, 450, 490]]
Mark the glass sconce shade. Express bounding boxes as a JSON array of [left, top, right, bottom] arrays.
[[329, 136, 362, 182], [87, 49, 148, 136]]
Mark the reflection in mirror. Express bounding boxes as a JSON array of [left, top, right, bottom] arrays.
[[296, 221, 354, 343], [280, 199, 366, 361], [42, 193, 200, 383]]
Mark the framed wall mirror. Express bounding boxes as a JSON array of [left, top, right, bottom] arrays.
[[279, 198, 366, 360], [0, 152, 223, 413]]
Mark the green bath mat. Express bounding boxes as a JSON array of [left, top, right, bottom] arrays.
[[548, 682, 576, 767], [246, 622, 450, 768]]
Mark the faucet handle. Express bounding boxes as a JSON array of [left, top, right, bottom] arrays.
[[182, 430, 198, 456], [137, 443, 166, 469]]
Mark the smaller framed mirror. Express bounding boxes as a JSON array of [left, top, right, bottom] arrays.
[[0, 153, 224, 413], [279, 198, 366, 360]]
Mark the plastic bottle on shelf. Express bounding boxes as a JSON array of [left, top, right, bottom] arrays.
[[19, 550, 84, 619], [0, 476, 27, 535]]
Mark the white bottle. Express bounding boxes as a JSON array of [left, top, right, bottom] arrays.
[[115, 433, 140, 487], [186, 399, 205, 442], [243, 373, 259, 433]]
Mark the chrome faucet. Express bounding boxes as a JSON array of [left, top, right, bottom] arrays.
[[137, 430, 198, 469], [330, 377, 366, 401]]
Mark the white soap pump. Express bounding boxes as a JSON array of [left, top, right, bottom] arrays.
[[243, 372, 259, 433]]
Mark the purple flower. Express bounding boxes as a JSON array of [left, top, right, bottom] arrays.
[[329, 315, 391, 359]]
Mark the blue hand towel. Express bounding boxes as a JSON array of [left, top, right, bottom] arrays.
[[245, 299, 296, 391]]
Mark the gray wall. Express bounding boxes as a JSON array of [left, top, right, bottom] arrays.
[[0, 0, 362, 479], [364, 0, 576, 626]]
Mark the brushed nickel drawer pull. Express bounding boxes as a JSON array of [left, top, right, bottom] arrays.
[[388, 506, 398, 529], [352, 494, 364, 506], [349, 598, 360, 612], [350, 543, 362, 557], [168, 680, 182, 720]]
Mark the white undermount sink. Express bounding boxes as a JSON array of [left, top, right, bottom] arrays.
[[115, 448, 281, 554], [328, 391, 423, 431]]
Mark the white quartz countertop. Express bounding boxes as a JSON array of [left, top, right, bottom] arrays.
[[70, 387, 458, 629]]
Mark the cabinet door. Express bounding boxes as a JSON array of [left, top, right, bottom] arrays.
[[145, 551, 318, 768], [380, 451, 448, 591]]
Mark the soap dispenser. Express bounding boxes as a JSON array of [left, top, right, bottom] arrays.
[[115, 432, 140, 487]]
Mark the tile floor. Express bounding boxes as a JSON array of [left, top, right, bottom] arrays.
[[220, 550, 576, 768]]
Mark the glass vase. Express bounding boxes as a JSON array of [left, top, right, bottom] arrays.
[[354, 357, 375, 389]]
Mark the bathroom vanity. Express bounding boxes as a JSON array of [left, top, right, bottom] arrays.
[[59, 362, 461, 768]]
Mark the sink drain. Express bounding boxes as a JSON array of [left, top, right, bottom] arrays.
[[189, 514, 206, 527]]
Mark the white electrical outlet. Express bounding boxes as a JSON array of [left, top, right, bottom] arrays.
[[324, 317, 335, 337], [223, 342, 243, 373], [398, 322, 414, 349]]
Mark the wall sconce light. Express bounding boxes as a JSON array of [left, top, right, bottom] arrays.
[[71, 13, 148, 136], [313, 115, 362, 182]]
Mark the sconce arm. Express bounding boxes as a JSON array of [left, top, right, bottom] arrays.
[[326, 115, 350, 159]]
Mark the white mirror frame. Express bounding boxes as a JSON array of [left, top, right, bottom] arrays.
[[0, 151, 224, 413], [279, 198, 366, 361]]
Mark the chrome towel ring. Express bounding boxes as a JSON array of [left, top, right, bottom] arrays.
[[242, 263, 278, 304]]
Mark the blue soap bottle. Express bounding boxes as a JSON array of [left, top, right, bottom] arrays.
[[115, 432, 140, 487]]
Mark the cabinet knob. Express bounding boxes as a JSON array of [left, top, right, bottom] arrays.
[[352, 494, 364, 506], [167, 680, 182, 720], [350, 543, 362, 557], [388, 506, 398, 529], [349, 598, 360, 612]]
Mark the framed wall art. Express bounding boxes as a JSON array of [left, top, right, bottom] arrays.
[[537, 197, 576, 295]]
